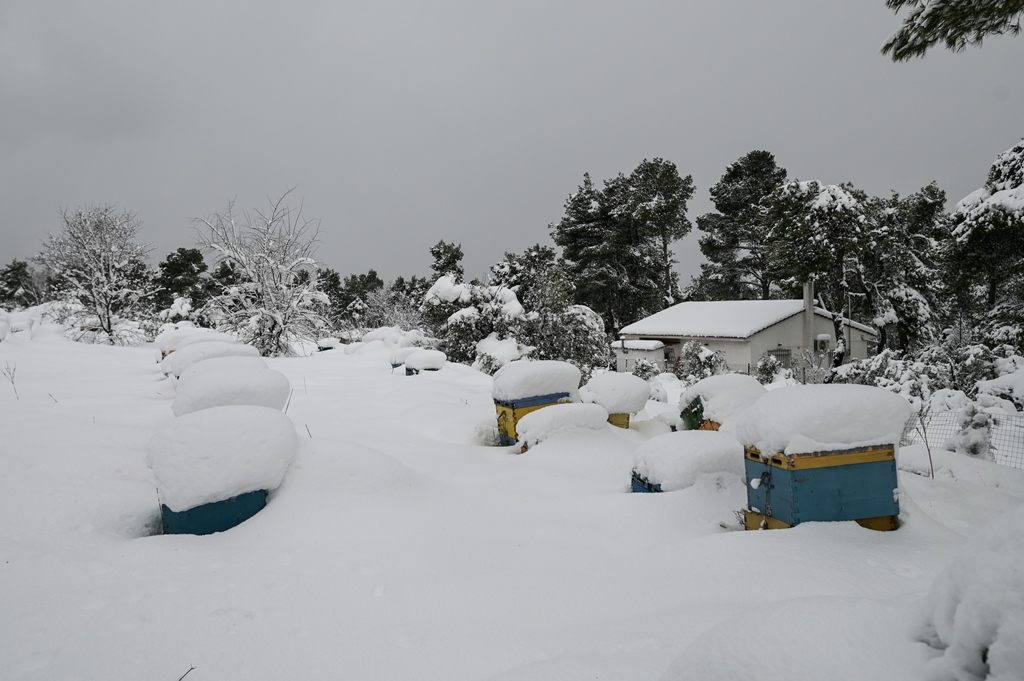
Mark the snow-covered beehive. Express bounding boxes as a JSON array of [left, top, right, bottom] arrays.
[[165, 341, 261, 378], [148, 405, 298, 534], [491, 360, 581, 446], [172, 365, 291, 417], [631, 430, 744, 493], [735, 384, 912, 531], [404, 349, 446, 375], [580, 371, 651, 429], [678, 373, 766, 431], [515, 403, 609, 452]]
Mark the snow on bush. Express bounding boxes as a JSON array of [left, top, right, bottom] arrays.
[[492, 360, 581, 403], [405, 349, 446, 371], [679, 373, 767, 427], [631, 357, 662, 381], [362, 327, 405, 347], [920, 503, 1024, 681], [147, 405, 299, 512], [172, 367, 291, 417], [515, 403, 608, 448], [735, 384, 913, 456], [473, 332, 532, 374], [166, 341, 261, 377], [633, 431, 744, 491], [579, 371, 650, 414]]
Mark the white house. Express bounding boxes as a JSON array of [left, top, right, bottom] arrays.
[[611, 339, 666, 372], [617, 298, 877, 373]]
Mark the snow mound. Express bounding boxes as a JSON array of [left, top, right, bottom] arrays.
[[633, 431, 744, 491], [492, 360, 581, 402], [147, 405, 298, 512], [172, 367, 291, 416], [362, 327, 404, 346], [679, 373, 766, 426], [390, 347, 420, 366], [30, 323, 66, 342], [580, 372, 651, 414], [922, 503, 1024, 681], [154, 325, 234, 355], [405, 349, 447, 371], [167, 341, 261, 377], [515, 403, 608, 447], [735, 384, 913, 456], [177, 355, 268, 384]]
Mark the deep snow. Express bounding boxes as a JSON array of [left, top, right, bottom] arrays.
[[1, 331, 1022, 680]]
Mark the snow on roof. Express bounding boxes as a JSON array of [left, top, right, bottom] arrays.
[[619, 300, 876, 339], [612, 340, 665, 351]]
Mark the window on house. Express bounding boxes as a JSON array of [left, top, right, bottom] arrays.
[[768, 348, 792, 369]]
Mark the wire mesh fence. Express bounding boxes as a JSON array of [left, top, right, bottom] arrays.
[[900, 411, 1024, 470]]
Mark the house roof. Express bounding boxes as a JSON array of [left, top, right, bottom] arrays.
[[618, 300, 876, 339]]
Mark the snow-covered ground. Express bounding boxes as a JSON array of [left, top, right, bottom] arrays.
[[1, 332, 1022, 680]]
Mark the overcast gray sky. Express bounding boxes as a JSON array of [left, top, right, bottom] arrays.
[[1, 1, 1021, 284]]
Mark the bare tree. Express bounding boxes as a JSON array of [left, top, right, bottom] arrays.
[[195, 190, 328, 356], [37, 206, 153, 341]]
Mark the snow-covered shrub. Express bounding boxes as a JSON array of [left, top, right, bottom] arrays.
[[196, 192, 329, 357], [473, 333, 532, 375], [947, 403, 994, 460], [920, 503, 1024, 681], [673, 340, 727, 386], [754, 352, 782, 385], [631, 358, 661, 381]]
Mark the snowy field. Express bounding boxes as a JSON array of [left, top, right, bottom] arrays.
[[2, 332, 1023, 680]]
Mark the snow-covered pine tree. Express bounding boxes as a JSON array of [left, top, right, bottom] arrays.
[[947, 139, 1024, 347], [882, 0, 1024, 61], [694, 150, 788, 301], [855, 184, 948, 353], [37, 205, 154, 341], [195, 191, 328, 356], [763, 181, 868, 373], [552, 159, 692, 333]]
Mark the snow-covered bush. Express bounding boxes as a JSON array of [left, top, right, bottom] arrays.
[[673, 340, 727, 386], [920, 503, 1024, 681], [196, 192, 329, 357], [754, 352, 782, 385], [631, 358, 661, 381]]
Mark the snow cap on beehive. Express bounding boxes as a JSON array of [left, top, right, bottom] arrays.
[[580, 372, 651, 414], [491, 360, 581, 402], [735, 384, 913, 456], [679, 374, 766, 427]]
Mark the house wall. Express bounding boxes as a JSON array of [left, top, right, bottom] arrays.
[[614, 348, 667, 372], [623, 311, 876, 373]]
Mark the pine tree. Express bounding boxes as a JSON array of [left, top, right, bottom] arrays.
[[429, 241, 465, 282], [947, 139, 1024, 346], [763, 181, 868, 371], [882, 0, 1024, 61], [695, 150, 788, 300], [0, 260, 48, 309], [153, 248, 211, 311], [551, 159, 693, 333]]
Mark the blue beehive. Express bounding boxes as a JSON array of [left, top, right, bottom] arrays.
[[630, 470, 661, 493], [161, 489, 267, 535], [743, 445, 899, 531]]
